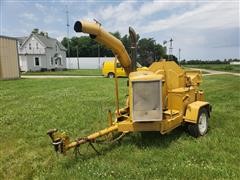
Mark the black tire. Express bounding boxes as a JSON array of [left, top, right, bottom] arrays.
[[108, 72, 115, 78], [187, 108, 209, 138]]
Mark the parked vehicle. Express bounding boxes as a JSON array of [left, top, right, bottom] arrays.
[[102, 60, 148, 78]]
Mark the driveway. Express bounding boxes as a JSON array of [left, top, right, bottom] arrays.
[[190, 68, 240, 76], [21, 75, 103, 78], [21, 69, 240, 79]]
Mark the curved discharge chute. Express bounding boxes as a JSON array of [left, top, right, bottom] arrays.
[[74, 20, 132, 75]]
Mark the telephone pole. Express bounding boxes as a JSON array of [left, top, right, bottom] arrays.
[[76, 46, 79, 69], [66, 6, 70, 57], [178, 48, 181, 61], [178, 48, 181, 65], [169, 38, 173, 60]]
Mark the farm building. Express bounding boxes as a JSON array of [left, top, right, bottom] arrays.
[[230, 61, 240, 65], [0, 36, 20, 80], [66, 57, 114, 69], [17, 32, 67, 72]]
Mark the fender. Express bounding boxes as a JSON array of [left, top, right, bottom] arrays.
[[184, 101, 211, 123]]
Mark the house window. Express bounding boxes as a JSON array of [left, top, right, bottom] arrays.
[[116, 63, 121, 68], [51, 57, 54, 65], [56, 45, 58, 52], [36, 42, 39, 49], [35, 57, 40, 66], [59, 58, 62, 65], [29, 43, 32, 50]]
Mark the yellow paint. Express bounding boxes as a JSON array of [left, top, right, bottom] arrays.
[[184, 101, 210, 123], [47, 20, 212, 154], [102, 60, 126, 77], [102, 60, 149, 77]]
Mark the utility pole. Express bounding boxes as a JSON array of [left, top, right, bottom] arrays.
[[76, 46, 79, 69], [178, 48, 181, 65], [163, 40, 167, 60], [153, 40, 156, 61], [169, 38, 173, 60], [98, 44, 100, 69], [66, 6, 70, 57]]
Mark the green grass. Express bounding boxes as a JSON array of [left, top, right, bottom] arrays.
[[184, 64, 240, 73], [0, 75, 240, 179], [22, 69, 102, 76]]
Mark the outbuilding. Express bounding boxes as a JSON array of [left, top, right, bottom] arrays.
[[0, 36, 20, 80]]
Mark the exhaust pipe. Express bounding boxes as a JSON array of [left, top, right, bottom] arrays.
[[129, 27, 137, 72], [74, 20, 132, 75]]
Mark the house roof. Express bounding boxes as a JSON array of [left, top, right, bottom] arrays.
[[17, 33, 67, 51], [15, 36, 28, 45]]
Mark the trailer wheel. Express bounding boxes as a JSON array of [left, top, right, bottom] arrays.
[[108, 72, 115, 78], [188, 108, 209, 138]]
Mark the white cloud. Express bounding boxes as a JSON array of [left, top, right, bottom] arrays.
[[56, 35, 65, 41], [3, 0, 239, 59], [35, 3, 44, 11], [138, 0, 187, 17], [20, 12, 38, 21], [34, 3, 64, 24], [43, 16, 63, 24], [81, 0, 198, 35], [140, 1, 239, 33]]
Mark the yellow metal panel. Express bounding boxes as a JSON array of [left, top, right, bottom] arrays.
[[149, 61, 186, 90], [167, 87, 195, 112], [196, 90, 205, 101], [160, 114, 183, 134], [185, 70, 202, 86], [118, 120, 160, 132], [184, 101, 209, 123]]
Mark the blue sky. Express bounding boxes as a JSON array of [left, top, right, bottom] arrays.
[[0, 0, 239, 60]]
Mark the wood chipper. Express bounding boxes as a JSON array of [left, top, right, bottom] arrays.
[[47, 20, 212, 155]]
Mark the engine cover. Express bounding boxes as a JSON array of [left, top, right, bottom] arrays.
[[131, 79, 162, 122]]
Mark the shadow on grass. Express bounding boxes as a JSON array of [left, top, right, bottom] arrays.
[[65, 125, 187, 162], [126, 126, 186, 149]]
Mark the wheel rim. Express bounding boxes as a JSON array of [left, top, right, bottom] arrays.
[[198, 113, 207, 135], [109, 74, 114, 78]]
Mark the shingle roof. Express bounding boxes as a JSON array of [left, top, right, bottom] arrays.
[[15, 36, 28, 46], [34, 34, 67, 51], [18, 33, 67, 51]]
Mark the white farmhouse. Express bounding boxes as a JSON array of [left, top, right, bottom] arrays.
[[17, 32, 67, 71]]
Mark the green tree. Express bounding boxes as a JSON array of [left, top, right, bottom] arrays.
[[32, 28, 39, 34], [61, 32, 166, 64], [137, 38, 166, 66]]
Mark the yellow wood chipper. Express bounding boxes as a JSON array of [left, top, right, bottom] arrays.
[[47, 20, 212, 155]]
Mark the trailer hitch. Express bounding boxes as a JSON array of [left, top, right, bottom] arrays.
[[47, 129, 70, 154], [47, 124, 123, 155]]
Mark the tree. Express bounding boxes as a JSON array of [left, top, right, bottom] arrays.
[[39, 31, 45, 36], [32, 28, 39, 34], [60, 32, 166, 64], [137, 38, 166, 66]]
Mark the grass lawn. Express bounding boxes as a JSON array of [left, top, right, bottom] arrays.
[[0, 75, 240, 179], [184, 64, 240, 73], [22, 69, 102, 76]]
